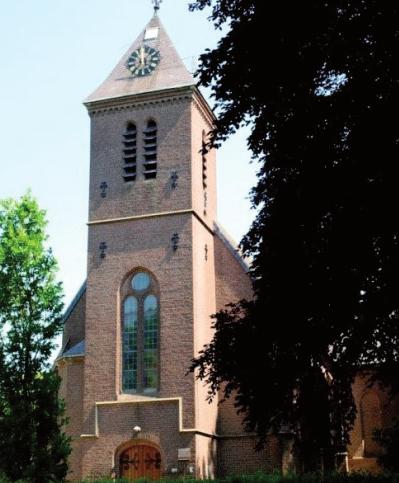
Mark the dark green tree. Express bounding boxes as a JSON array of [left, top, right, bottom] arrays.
[[0, 193, 70, 482], [374, 420, 399, 472], [189, 0, 399, 470]]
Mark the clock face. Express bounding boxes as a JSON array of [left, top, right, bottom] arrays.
[[126, 45, 161, 77]]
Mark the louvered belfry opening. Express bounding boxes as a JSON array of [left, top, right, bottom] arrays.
[[143, 120, 158, 180], [123, 122, 137, 182], [202, 130, 208, 188]]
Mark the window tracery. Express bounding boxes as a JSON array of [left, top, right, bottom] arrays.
[[122, 271, 159, 393]]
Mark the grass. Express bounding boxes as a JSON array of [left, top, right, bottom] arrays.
[[3, 473, 399, 483], [75, 473, 399, 483]]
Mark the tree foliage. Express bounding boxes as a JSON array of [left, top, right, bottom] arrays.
[[374, 419, 399, 472], [0, 193, 70, 482], [189, 0, 399, 469]]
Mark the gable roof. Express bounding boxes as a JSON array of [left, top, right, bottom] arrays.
[[62, 281, 87, 324], [55, 339, 85, 363], [62, 340, 85, 358], [85, 15, 195, 104]]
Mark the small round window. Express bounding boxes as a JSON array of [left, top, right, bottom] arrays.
[[132, 272, 151, 291]]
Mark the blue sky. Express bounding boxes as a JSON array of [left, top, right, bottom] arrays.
[[0, 0, 257, 310]]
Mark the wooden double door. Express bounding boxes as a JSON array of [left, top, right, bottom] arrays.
[[120, 443, 162, 480]]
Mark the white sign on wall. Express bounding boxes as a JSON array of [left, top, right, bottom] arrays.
[[178, 448, 191, 461]]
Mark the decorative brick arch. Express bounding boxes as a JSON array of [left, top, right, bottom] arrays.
[[120, 266, 159, 293], [115, 439, 164, 480]]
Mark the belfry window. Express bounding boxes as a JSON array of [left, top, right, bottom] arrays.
[[122, 271, 159, 393], [123, 122, 137, 182], [143, 120, 158, 180], [202, 130, 208, 189]]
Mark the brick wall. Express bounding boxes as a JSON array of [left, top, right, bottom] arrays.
[[192, 216, 218, 478], [58, 358, 84, 480], [212, 227, 284, 474], [78, 89, 216, 478], [83, 213, 196, 426], [214, 233, 253, 311], [190, 98, 216, 223], [62, 289, 86, 350], [88, 94, 193, 222], [61, 79, 269, 479], [80, 400, 195, 479], [214, 232, 253, 435], [349, 373, 399, 466], [218, 436, 281, 477]]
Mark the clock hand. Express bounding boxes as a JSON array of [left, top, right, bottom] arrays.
[[140, 46, 145, 66]]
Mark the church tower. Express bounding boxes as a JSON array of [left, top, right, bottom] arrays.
[[58, 9, 258, 481], [57, 7, 399, 479], [82, 10, 219, 479]]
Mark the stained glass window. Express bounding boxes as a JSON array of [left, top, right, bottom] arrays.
[[144, 295, 158, 391], [122, 296, 138, 391], [132, 272, 151, 291], [122, 272, 159, 393]]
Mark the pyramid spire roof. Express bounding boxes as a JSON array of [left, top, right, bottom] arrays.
[[85, 15, 195, 104]]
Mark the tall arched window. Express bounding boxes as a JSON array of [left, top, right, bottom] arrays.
[[143, 120, 157, 180], [122, 271, 159, 393], [123, 122, 137, 182]]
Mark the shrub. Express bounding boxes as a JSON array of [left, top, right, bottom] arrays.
[[73, 474, 399, 483]]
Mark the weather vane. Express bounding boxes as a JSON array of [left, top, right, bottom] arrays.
[[152, 0, 162, 15]]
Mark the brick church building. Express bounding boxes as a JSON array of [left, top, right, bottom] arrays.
[[57, 9, 396, 481]]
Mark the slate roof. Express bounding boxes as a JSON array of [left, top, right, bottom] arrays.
[[62, 281, 86, 324], [85, 15, 195, 104], [61, 340, 85, 358]]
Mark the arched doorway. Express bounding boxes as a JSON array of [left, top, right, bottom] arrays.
[[119, 442, 162, 480]]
